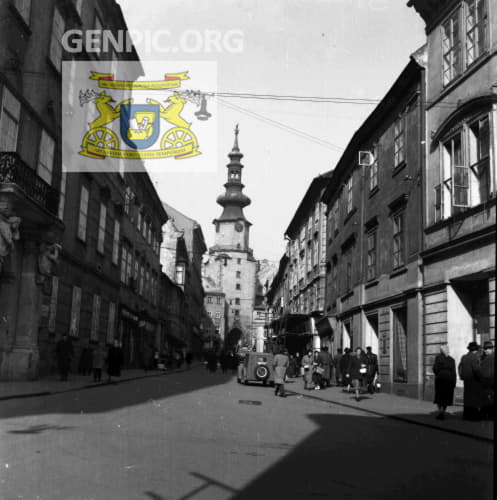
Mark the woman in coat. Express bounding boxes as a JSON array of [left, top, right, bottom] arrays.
[[432, 344, 456, 420], [273, 348, 289, 397], [302, 349, 314, 390], [347, 348, 365, 401]]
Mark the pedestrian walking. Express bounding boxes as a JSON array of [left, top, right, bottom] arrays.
[[185, 351, 193, 369], [432, 344, 456, 420], [317, 346, 332, 388], [55, 334, 73, 381], [365, 346, 379, 394], [92, 343, 105, 383], [347, 347, 366, 401], [334, 348, 343, 386], [107, 338, 124, 383], [480, 341, 494, 420], [312, 350, 322, 390], [340, 348, 352, 391], [302, 349, 314, 390], [273, 348, 289, 397], [458, 341, 483, 420], [78, 341, 93, 376]]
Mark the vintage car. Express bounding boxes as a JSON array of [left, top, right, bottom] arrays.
[[238, 352, 275, 386]]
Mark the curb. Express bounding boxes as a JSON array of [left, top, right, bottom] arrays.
[[287, 389, 494, 444], [0, 365, 200, 402]]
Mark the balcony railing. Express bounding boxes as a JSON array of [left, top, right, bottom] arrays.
[[0, 152, 59, 215]]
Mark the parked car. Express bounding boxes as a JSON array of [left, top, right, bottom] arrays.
[[238, 352, 275, 386]]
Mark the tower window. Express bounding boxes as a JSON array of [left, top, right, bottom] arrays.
[[236, 283, 241, 290], [236, 271, 241, 278], [237, 258, 241, 264]]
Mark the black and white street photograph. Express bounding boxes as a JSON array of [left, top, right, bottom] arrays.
[[0, 0, 495, 499]]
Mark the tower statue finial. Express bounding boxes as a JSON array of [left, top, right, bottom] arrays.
[[232, 124, 240, 152]]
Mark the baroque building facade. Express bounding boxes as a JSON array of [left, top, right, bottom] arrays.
[[203, 126, 258, 350]]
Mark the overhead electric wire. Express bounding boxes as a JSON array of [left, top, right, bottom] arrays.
[[215, 97, 345, 152]]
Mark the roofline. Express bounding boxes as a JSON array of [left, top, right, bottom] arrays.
[[321, 55, 424, 205]]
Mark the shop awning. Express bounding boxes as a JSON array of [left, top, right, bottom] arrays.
[[315, 316, 337, 337]]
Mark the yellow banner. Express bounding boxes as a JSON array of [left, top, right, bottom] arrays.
[[81, 144, 198, 159], [89, 72, 189, 90]]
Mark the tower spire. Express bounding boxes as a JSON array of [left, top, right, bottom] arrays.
[[232, 124, 240, 152]]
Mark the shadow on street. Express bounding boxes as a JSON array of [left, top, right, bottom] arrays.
[[0, 367, 235, 420]]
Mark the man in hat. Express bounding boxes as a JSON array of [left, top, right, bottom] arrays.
[[480, 341, 494, 420], [458, 341, 483, 420]]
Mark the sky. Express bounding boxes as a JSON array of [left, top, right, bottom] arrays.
[[118, 0, 426, 262]]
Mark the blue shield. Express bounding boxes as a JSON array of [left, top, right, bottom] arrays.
[[120, 104, 160, 149]]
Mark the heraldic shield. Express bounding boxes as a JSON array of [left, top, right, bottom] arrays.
[[120, 103, 160, 149]]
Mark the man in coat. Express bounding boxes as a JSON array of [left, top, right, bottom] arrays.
[[273, 348, 289, 397], [317, 346, 333, 388], [365, 346, 379, 394], [458, 341, 483, 420], [340, 348, 352, 391], [480, 341, 494, 420], [55, 334, 73, 381]]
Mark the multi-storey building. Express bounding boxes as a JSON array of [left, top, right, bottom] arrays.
[[266, 173, 331, 354], [203, 289, 227, 344], [408, 0, 496, 399], [158, 271, 185, 355], [203, 126, 258, 351], [0, 0, 167, 378], [321, 50, 426, 398], [161, 203, 207, 355]]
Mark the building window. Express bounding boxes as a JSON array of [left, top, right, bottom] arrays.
[[394, 114, 405, 167], [208, 311, 212, 317], [49, 7, 65, 71], [435, 115, 492, 222], [393, 212, 405, 269], [207, 296, 212, 304], [137, 210, 142, 232], [235, 298, 240, 305], [234, 309, 239, 316], [236, 271, 241, 278], [0, 87, 21, 152], [393, 307, 408, 383], [97, 202, 107, 254], [367, 230, 377, 281], [90, 294, 101, 341], [112, 220, 120, 265], [37, 130, 55, 184], [370, 145, 378, 190], [216, 296, 221, 304], [215, 311, 221, 319], [237, 258, 241, 264], [466, 0, 487, 66], [236, 283, 241, 290], [124, 187, 132, 214], [58, 169, 67, 220], [107, 302, 116, 344], [69, 286, 82, 337], [13, 0, 31, 24], [346, 176, 353, 214], [139, 264, 145, 295], [442, 8, 462, 86], [120, 246, 128, 283], [175, 264, 185, 285], [77, 185, 89, 241]]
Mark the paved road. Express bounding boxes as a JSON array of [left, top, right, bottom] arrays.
[[0, 368, 493, 500]]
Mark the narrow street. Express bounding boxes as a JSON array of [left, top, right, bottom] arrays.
[[0, 367, 492, 500]]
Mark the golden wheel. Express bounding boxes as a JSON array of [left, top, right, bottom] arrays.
[[81, 127, 119, 156], [161, 127, 200, 158]]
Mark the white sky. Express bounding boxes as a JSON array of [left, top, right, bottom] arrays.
[[118, 0, 426, 261]]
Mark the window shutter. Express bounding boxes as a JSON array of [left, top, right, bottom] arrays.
[[452, 165, 470, 207]]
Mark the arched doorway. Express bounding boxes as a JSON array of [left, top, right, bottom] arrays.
[[225, 328, 243, 352]]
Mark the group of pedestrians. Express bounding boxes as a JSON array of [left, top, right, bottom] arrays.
[[204, 349, 238, 374], [55, 335, 124, 384], [433, 340, 494, 421]]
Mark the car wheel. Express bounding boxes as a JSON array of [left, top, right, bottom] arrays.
[[254, 365, 269, 381]]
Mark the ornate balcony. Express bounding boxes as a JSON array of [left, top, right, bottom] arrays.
[[0, 152, 59, 216]]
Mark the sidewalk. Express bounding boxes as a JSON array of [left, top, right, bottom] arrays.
[[286, 380, 494, 442], [0, 365, 197, 401]]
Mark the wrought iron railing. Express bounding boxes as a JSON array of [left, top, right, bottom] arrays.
[[0, 152, 59, 215]]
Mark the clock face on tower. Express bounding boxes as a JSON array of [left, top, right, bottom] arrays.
[[235, 222, 243, 232]]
